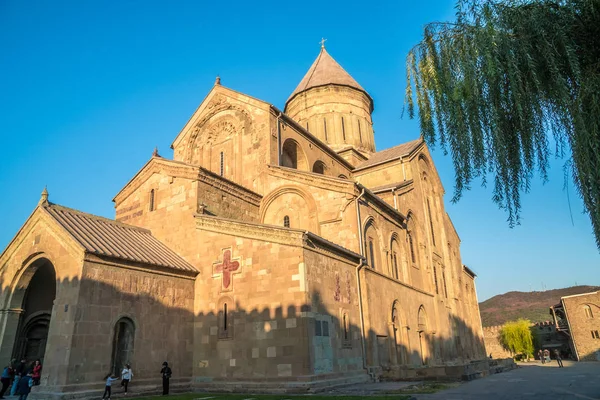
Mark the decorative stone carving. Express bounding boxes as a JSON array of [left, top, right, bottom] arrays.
[[212, 248, 241, 291]]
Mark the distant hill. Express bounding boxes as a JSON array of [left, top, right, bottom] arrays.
[[479, 285, 600, 327]]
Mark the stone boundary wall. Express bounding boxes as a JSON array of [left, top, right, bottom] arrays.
[[483, 325, 513, 359]]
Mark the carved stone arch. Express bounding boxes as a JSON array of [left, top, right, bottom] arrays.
[[389, 232, 402, 280], [185, 109, 251, 183], [281, 139, 309, 171], [260, 185, 320, 234]]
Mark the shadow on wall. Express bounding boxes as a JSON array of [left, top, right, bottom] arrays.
[[0, 263, 488, 397]]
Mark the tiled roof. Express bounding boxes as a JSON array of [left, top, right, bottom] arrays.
[[43, 203, 197, 274], [354, 139, 423, 170], [287, 48, 368, 103]]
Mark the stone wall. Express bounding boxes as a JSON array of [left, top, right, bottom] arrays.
[[483, 326, 512, 359], [563, 292, 600, 361], [63, 258, 195, 391]]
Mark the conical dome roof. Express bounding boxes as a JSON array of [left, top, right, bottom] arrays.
[[286, 47, 371, 105]]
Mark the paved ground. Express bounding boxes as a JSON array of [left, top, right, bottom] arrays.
[[414, 361, 600, 400]]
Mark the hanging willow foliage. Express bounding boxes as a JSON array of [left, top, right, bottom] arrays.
[[406, 0, 600, 249]]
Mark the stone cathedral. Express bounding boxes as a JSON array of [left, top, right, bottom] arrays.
[[0, 45, 486, 398]]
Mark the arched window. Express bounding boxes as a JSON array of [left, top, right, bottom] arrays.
[[584, 305, 594, 319], [220, 151, 224, 177], [442, 268, 448, 298], [341, 117, 346, 142], [390, 237, 401, 279], [427, 198, 436, 246], [149, 189, 155, 211], [408, 231, 416, 264], [111, 317, 135, 375], [312, 161, 326, 174], [283, 215, 290, 228], [364, 220, 380, 270], [338, 174, 348, 179], [281, 139, 308, 170]]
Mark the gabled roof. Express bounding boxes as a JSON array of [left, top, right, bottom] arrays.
[[354, 138, 423, 171], [43, 203, 197, 274], [287, 47, 370, 104]]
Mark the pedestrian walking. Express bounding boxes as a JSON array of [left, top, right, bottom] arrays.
[[538, 349, 544, 364], [121, 364, 133, 394], [554, 349, 564, 368], [16, 371, 33, 400], [160, 361, 172, 395], [101, 373, 120, 400], [0, 364, 12, 399]]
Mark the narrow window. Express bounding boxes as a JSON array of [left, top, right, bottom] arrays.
[[220, 151, 224, 177], [341, 117, 346, 142], [368, 239, 375, 269], [592, 331, 596, 339], [323, 119, 328, 142], [595, 330, 600, 339], [442, 269, 448, 298], [343, 315, 349, 340], [149, 189, 155, 211], [433, 266, 439, 294], [223, 303, 228, 331], [408, 232, 416, 264], [315, 321, 322, 336], [584, 305, 593, 318], [283, 215, 290, 228], [306, 121, 309, 131], [322, 321, 329, 337], [427, 199, 436, 246], [358, 119, 362, 144], [393, 253, 399, 279]]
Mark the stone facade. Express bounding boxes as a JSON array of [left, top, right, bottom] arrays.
[[0, 46, 487, 398], [551, 291, 600, 361]]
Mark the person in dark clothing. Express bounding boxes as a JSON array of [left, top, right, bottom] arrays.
[[16, 372, 33, 400], [554, 349, 564, 368], [10, 359, 26, 396], [160, 362, 172, 395], [0, 364, 12, 399]]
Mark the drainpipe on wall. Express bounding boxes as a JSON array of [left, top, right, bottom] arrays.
[[354, 186, 368, 369], [392, 188, 398, 210], [277, 112, 283, 166]]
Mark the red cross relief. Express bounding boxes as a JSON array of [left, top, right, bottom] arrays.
[[213, 249, 240, 290]]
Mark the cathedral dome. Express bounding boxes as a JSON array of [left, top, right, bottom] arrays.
[[286, 47, 372, 107], [284, 46, 375, 155]]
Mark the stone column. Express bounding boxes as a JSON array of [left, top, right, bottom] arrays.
[[0, 308, 24, 362]]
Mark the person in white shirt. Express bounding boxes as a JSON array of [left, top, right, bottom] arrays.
[[120, 364, 133, 394]]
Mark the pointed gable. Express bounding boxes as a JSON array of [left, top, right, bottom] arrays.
[[287, 47, 369, 104]]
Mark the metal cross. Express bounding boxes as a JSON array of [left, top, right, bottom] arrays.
[[320, 38, 327, 48]]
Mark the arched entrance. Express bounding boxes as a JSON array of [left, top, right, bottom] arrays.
[[111, 317, 135, 376], [12, 258, 56, 364]]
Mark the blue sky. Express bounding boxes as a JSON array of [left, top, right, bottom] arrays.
[[1, 0, 598, 301]]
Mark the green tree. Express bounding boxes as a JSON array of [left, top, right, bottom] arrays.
[[406, 0, 600, 249], [499, 319, 535, 357]]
